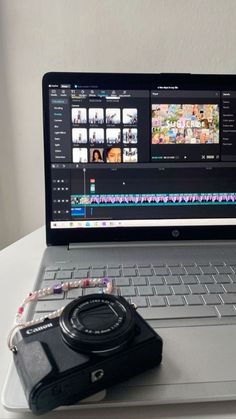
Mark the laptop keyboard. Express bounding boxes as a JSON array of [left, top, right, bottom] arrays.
[[34, 261, 236, 321]]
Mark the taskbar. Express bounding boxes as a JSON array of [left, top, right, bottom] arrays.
[[50, 218, 236, 229]]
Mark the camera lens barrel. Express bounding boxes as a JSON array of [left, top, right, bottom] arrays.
[[59, 294, 136, 355]]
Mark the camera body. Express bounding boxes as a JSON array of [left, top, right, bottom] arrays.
[[13, 294, 163, 415]]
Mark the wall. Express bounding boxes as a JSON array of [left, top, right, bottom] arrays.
[[0, 0, 236, 249]]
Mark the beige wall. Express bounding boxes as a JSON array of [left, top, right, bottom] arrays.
[[1, 0, 236, 249]]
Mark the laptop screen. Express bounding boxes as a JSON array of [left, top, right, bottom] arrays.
[[43, 73, 236, 243]]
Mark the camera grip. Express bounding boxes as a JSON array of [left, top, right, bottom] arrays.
[[14, 340, 57, 403]]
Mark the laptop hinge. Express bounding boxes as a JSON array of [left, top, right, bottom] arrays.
[[69, 242, 132, 249], [68, 240, 231, 250], [68, 242, 115, 250]]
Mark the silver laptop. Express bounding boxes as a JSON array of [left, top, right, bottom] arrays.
[[3, 72, 236, 412]]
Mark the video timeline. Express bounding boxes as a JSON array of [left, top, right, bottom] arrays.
[[71, 192, 236, 212]]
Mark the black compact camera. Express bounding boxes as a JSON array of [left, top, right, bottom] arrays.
[[13, 294, 163, 415]]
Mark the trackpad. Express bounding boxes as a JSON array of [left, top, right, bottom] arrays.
[[127, 325, 236, 385]]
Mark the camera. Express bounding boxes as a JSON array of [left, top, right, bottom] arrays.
[[13, 293, 163, 415]]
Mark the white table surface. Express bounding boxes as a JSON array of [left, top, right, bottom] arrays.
[[1, 227, 236, 419]]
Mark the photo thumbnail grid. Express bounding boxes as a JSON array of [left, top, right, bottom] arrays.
[[152, 104, 219, 145], [71, 107, 138, 163]]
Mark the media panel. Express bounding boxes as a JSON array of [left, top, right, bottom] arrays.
[[70, 89, 149, 164], [49, 89, 149, 164]]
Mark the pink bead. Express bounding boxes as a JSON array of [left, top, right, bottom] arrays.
[[82, 279, 90, 287], [17, 307, 24, 314], [107, 282, 113, 293], [29, 294, 37, 301]]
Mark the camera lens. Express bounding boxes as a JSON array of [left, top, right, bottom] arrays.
[[59, 294, 136, 355]]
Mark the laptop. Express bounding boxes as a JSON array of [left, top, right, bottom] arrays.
[[3, 71, 236, 412]]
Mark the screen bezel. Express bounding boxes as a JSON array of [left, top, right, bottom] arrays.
[[43, 72, 236, 245]]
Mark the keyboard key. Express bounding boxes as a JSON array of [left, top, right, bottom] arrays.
[[197, 260, 212, 266], [41, 280, 59, 289], [167, 296, 184, 306], [210, 260, 225, 266], [120, 287, 136, 297], [43, 271, 56, 280], [198, 275, 214, 284], [169, 267, 186, 275], [202, 294, 221, 305], [166, 262, 180, 267], [83, 288, 101, 295], [214, 274, 231, 284], [60, 264, 75, 271], [206, 284, 224, 294], [73, 269, 89, 278], [138, 306, 217, 320], [132, 277, 147, 286], [90, 268, 105, 277], [172, 285, 189, 295], [220, 294, 236, 304], [223, 284, 236, 293], [123, 267, 137, 276], [115, 277, 130, 286], [66, 288, 83, 299], [123, 297, 131, 304], [149, 296, 166, 307], [216, 305, 236, 317], [165, 276, 181, 285], [45, 265, 59, 271], [152, 263, 165, 267], [229, 274, 236, 282], [35, 300, 66, 312], [56, 271, 72, 280], [216, 266, 233, 274], [38, 293, 64, 301], [138, 266, 153, 276], [130, 296, 147, 307], [228, 260, 236, 266], [107, 268, 121, 277], [148, 276, 164, 285], [154, 267, 169, 276], [155, 285, 172, 295], [189, 284, 207, 294], [186, 266, 202, 275], [138, 286, 153, 296], [185, 295, 203, 305], [181, 275, 198, 284], [201, 266, 217, 275]]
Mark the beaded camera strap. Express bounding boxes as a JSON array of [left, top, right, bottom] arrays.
[[8, 277, 112, 352]]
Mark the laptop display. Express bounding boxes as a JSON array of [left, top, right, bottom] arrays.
[[43, 73, 236, 243]]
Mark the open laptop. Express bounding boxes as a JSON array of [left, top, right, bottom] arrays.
[[3, 72, 236, 412]]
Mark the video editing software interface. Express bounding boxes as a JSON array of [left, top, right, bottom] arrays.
[[47, 78, 236, 229]]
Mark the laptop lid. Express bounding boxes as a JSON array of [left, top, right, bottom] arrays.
[[42, 72, 236, 245]]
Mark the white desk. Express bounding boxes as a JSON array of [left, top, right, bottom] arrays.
[[1, 227, 236, 419]]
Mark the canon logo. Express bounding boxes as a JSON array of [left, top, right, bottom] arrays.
[[26, 323, 53, 335]]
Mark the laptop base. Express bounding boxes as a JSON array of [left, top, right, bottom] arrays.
[[3, 323, 236, 412]]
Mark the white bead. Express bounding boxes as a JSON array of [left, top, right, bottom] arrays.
[[62, 282, 69, 291]]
